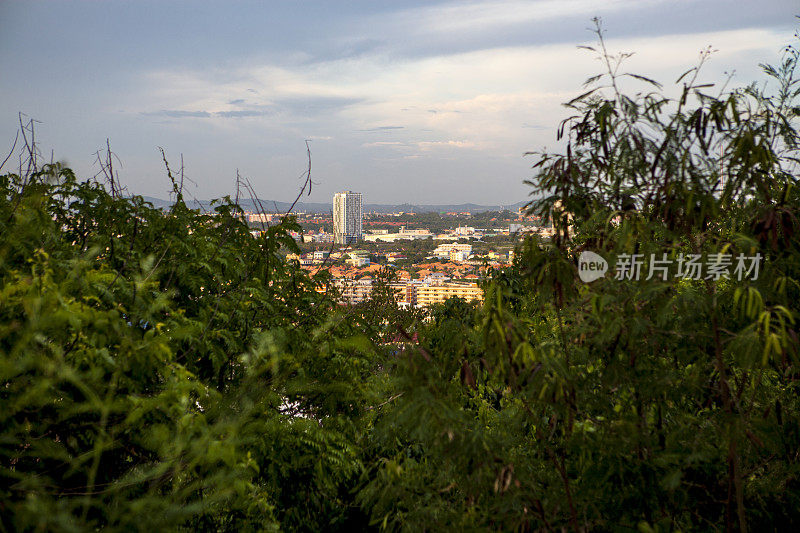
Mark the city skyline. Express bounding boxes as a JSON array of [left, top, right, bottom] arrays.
[[1, 1, 797, 204]]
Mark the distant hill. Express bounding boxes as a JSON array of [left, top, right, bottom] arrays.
[[140, 196, 530, 214]]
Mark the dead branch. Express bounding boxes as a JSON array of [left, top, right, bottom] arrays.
[[0, 130, 19, 173], [282, 140, 312, 222]]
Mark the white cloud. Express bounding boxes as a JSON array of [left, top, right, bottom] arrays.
[[391, 0, 666, 34], [126, 24, 789, 200], [416, 140, 477, 150], [138, 25, 785, 118]]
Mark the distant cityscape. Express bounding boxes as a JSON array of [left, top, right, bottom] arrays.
[[244, 190, 554, 308]]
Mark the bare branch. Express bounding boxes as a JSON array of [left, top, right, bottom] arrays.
[[0, 130, 19, 173], [282, 140, 312, 222]]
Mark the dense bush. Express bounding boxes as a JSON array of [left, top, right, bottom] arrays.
[[0, 166, 383, 531]]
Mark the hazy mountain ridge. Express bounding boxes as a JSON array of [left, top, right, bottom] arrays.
[[140, 196, 529, 214]]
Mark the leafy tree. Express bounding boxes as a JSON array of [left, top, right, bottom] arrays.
[[0, 162, 379, 531], [358, 22, 800, 531]]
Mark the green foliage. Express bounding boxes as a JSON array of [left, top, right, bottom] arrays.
[[0, 165, 380, 531]]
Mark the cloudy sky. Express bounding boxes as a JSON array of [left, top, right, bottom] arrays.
[[0, 1, 796, 205]]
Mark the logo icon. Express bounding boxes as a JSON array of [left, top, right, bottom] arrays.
[[578, 251, 608, 283]]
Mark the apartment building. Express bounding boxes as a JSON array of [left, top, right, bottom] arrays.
[[449, 249, 471, 262], [389, 280, 428, 307], [333, 278, 372, 304], [247, 213, 280, 224], [363, 226, 433, 242], [333, 191, 363, 244], [399, 226, 432, 236], [328, 276, 482, 308], [389, 281, 412, 305], [347, 256, 370, 267], [415, 282, 483, 307], [433, 242, 472, 259]]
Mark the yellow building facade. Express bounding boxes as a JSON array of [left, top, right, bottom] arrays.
[[415, 282, 483, 307]]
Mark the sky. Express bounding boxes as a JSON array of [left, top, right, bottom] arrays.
[[0, 1, 797, 205]]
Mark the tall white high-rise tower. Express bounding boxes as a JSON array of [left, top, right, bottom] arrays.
[[333, 191, 363, 245]]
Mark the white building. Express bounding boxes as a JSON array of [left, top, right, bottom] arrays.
[[346, 255, 370, 267], [333, 191, 363, 245], [248, 213, 280, 224], [312, 232, 334, 243], [449, 249, 471, 262], [363, 226, 433, 242], [433, 242, 472, 259], [333, 278, 373, 304]]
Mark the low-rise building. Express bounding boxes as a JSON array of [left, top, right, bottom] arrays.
[[363, 227, 434, 242], [312, 232, 334, 243], [333, 278, 373, 304], [348, 256, 370, 267], [247, 213, 280, 224], [416, 282, 483, 307], [433, 243, 472, 259], [449, 249, 471, 262]]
